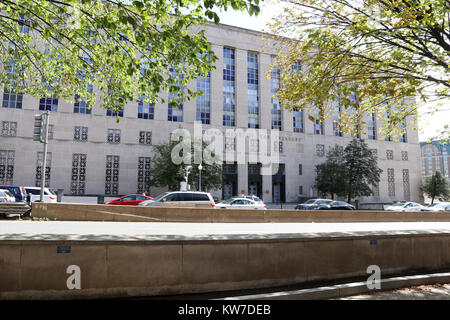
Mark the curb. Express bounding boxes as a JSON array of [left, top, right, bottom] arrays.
[[219, 272, 450, 300]]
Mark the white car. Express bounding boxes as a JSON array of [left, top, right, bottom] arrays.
[[385, 202, 426, 212], [421, 202, 450, 212], [215, 197, 267, 210], [23, 187, 57, 203], [0, 189, 16, 202], [138, 191, 215, 208]]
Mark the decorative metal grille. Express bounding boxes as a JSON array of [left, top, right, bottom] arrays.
[[386, 150, 394, 160], [403, 169, 410, 201], [107, 129, 121, 143], [74, 127, 88, 141], [36, 152, 51, 187], [139, 131, 152, 145], [0, 150, 14, 185], [71, 153, 86, 195], [105, 155, 119, 195], [388, 168, 395, 197], [1, 121, 17, 136], [137, 157, 151, 194], [316, 144, 325, 157], [401, 151, 408, 161]]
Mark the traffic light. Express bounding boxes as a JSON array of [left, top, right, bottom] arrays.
[[33, 113, 47, 143]]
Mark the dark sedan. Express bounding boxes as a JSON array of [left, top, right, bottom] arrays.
[[318, 201, 355, 210]]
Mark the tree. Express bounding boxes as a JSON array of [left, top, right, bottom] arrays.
[[0, 0, 260, 114], [344, 138, 383, 203], [268, 0, 449, 139], [148, 139, 222, 191], [315, 145, 349, 199], [421, 171, 450, 204]]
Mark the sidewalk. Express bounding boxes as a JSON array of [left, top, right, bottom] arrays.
[[337, 283, 450, 300]]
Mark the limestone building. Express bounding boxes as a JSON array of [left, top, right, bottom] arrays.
[[0, 23, 423, 203]]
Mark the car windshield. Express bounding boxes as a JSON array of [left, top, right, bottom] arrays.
[[304, 199, 316, 204], [220, 198, 236, 204], [152, 192, 169, 202], [434, 203, 448, 208], [392, 203, 406, 207], [317, 200, 332, 204]]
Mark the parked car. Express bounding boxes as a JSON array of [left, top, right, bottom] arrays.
[[0, 189, 16, 202], [23, 187, 57, 203], [241, 195, 264, 204], [104, 194, 154, 206], [138, 191, 216, 208], [385, 201, 426, 212], [215, 197, 267, 209], [0, 186, 27, 202], [317, 201, 355, 210], [421, 202, 450, 212], [295, 199, 333, 210]]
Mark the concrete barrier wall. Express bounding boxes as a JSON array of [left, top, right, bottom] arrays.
[[32, 202, 450, 223], [1, 233, 450, 299]]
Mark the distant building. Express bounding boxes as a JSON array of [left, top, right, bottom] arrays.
[[420, 140, 450, 180]]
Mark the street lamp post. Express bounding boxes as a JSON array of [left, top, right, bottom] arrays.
[[198, 164, 203, 192]]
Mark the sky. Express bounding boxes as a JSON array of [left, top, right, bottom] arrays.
[[215, 4, 450, 142]]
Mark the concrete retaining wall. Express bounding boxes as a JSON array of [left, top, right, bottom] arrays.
[[1, 233, 450, 299], [32, 202, 450, 223]]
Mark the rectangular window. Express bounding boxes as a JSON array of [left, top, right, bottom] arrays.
[[1, 121, 17, 137], [271, 57, 282, 130], [299, 185, 303, 195], [139, 131, 152, 145], [0, 150, 14, 185], [196, 67, 211, 124], [35, 152, 51, 187], [168, 67, 183, 122], [401, 151, 408, 161], [74, 126, 88, 141], [299, 164, 303, 175], [138, 97, 154, 120], [367, 112, 377, 140], [2, 58, 23, 109], [107, 129, 121, 143], [2, 89, 23, 109], [225, 137, 236, 151], [313, 109, 324, 135], [332, 100, 343, 136], [387, 168, 395, 197], [105, 155, 119, 195], [74, 84, 93, 114], [106, 108, 124, 117], [293, 110, 304, 133], [248, 52, 259, 128], [223, 48, 235, 127], [39, 95, 58, 112], [137, 157, 151, 194], [71, 153, 86, 195]]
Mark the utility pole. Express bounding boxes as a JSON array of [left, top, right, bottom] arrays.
[[34, 110, 49, 202]]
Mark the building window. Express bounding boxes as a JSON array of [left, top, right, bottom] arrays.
[[137, 157, 151, 194], [35, 152, 51, 187], [372, 182, 380, 197], [271, 57, 282, 130], [139, 131, 152, 145], [387, 168, 395, 197], [248, 164, 260, 175], [196, 69, 211, 124], [401, 151, 408, 161], [250, 139, 259, 153], [71, 154, 86, 195], [399, 123, 407, 143], [332, 101, 343, 137], [107, 129, 121, 143], [106, 108, 124, 117], [39, 95, 58, 112], [74, 84, 93, 114], [105, 155, 119, 195], [2, 89, 23, 109], [1, 121, 17, 137], [316, 144, 325, 157], [74, 126, 88, 141], [273, 141, 283, 153], [247, 52, 259, 129], [403, 169, 410, 201], [367, 112, 377, 140], [293, 110, 304, 133], [386, 150, 394, 160], [299, 185, 303, 195], [47, 124, 54, 140], [299, 164, 303, 175], [168, 67, 183, 122], [138, 97, 154, 120], [223, 47, 235, 127], [225, 137, 236, 151], [0, 150, 14, 185]]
